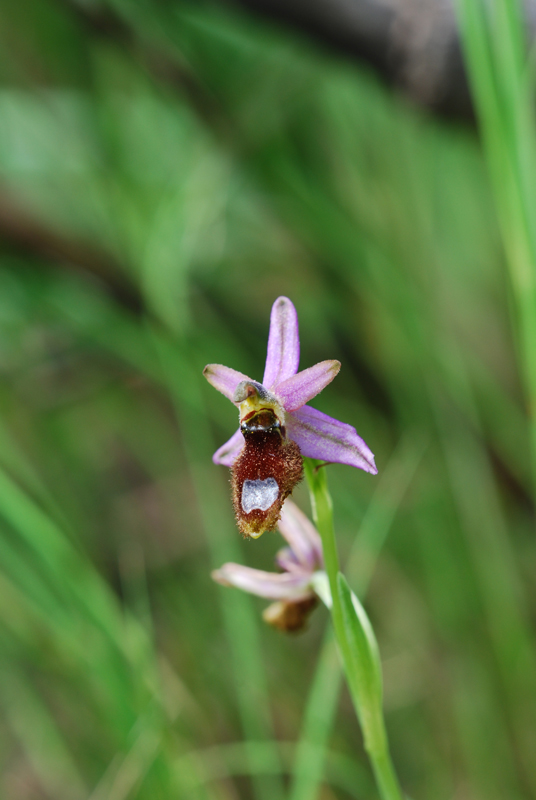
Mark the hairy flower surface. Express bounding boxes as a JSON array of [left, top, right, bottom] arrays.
[[204, 296, 377, 537], [212, 500, 325, 632]]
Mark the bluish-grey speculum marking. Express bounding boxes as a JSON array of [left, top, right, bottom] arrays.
[[242, 478, 279, 513]]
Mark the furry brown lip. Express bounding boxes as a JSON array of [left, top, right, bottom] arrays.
[[231, 408, 303, 539]]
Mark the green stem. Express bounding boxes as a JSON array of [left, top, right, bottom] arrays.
[[291, 437, 424, 800], [371, 749, 405, 800], [303, 460, 341, 621], [303, 459, 403, 800]]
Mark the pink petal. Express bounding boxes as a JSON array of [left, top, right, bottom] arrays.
[[274, 547, 303, 573], [286, 405, 378, 474], [278, 500, 324, 569], [203, 364, 252, 402], [213, 428, 244, 466], [262, 297, 300, 389], [212, 563, 313, 600], [275, 360, 340, 411]]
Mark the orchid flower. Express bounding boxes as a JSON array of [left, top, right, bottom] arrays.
[[204, 296, 377, 537], [212, 500, 329, 632], [204, 297, 377, 472]]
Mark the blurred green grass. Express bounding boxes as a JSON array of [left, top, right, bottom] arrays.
[[0, 0, 536, 798]]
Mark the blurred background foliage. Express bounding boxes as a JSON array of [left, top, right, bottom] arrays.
[[0, 1, 535, 798]]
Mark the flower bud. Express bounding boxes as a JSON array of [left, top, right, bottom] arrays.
[[262, 597, 318, 632]]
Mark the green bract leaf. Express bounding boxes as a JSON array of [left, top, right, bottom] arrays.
[[336, 572, 385, 756]]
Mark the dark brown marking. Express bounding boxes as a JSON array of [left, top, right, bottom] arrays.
[[231, 409, 303, 538], [263, 597, 319, 633]]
